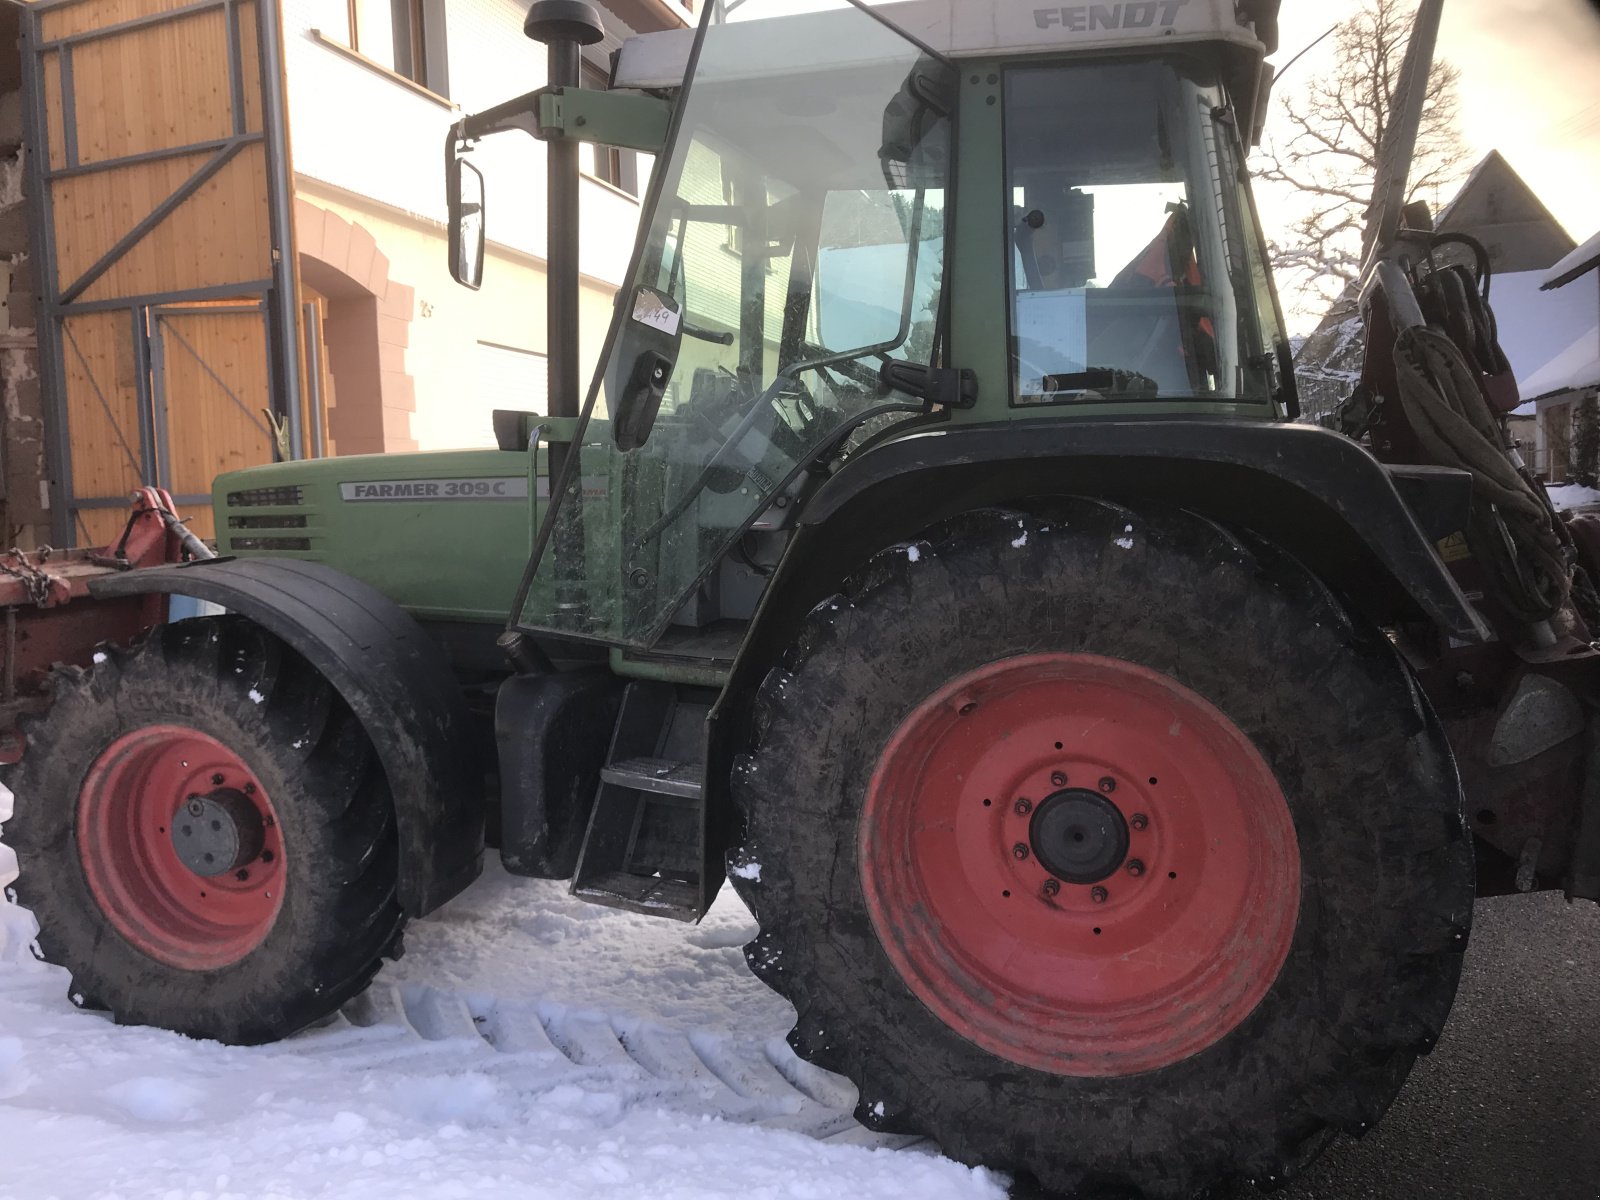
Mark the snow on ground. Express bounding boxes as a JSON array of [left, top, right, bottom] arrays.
[[1547, 482, 1600, 512], [0, 800, 1004, 1200]]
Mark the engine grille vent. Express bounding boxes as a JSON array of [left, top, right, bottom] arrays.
[[228, 515, 308, 530], [229, 536, 312, 552], [226, 486, 304, 508]]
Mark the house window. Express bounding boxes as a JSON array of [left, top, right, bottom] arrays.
[[345, 0, 450, 98], [475, 342, 549, 446], [581, 62, 641, 196]]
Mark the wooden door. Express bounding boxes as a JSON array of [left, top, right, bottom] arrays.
[[150, 304, 278, 540], [22, 0, 300, 547]]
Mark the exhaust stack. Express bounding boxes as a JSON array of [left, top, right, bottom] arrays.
[[524, 0, 606, 421]]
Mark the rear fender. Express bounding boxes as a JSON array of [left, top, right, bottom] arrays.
[[90, 558, 483, 916], [704, 418, 1487, 874], [798, 418, 1485, 643]]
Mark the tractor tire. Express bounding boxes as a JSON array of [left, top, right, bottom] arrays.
[[730, 502, 1473, 1200], [2, 615, 404, 1044]]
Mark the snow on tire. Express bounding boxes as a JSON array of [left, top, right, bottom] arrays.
[[0, 780, 41, 967]]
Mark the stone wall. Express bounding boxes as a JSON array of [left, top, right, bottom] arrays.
[[0, 83, 46, 550]]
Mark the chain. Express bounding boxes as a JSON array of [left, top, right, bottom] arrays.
[[0, 548, 54, 607]]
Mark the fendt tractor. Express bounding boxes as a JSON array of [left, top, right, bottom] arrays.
[[3, 0, 1593, 1194]]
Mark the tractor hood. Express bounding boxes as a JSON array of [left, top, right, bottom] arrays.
[[211, 449, 536, 624]]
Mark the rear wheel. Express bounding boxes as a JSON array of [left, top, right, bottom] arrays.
[[3, 616, 403, 1044], [731, 502, 1473, 1199]]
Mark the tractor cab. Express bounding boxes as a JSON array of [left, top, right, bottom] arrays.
[[455, 0, 1289, 653]]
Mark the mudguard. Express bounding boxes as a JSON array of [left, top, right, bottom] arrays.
[[702, 418, 1488, 882], [802, 418, 1488, 642], [90, 558, 483, 916]]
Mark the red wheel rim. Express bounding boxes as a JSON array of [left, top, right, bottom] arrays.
[[860, 653, 1300, 1077], [77, 725, 285, 971]]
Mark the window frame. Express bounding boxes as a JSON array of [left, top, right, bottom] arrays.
[[339, 0, 450, 100], [999, 54, 1279, 411]]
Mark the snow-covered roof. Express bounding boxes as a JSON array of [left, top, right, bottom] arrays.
[[1522, 324, 1600, 401], [1542, 228, 1600, 291], [1491, 269, 1598, 393]]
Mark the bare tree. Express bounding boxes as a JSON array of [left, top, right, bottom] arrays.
[[1256, 0, 1467, 312]]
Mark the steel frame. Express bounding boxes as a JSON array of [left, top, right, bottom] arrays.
[[22, 0, 303, 546]]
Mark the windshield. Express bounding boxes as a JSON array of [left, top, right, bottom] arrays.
[[1005, 59, 1283, 405], [515, 0, 952, 646]]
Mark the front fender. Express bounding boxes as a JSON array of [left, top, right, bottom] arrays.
[[90, 557, 482, 916]]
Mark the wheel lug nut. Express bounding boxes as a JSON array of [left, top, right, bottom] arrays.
[[186, 798, 204, 817], [1098, 776, 1116, 793], [211, 773, 225, 786], [1014, 797, 1032, 815], [1126, 859, 1145, 877], [1042, 879, 1060, 898], [1130, 812, 1149, 831], [1050, 771, 1067, 787], [1091, 886, 1108, 903], [235, 869, 250, 882], [1012, 843, 1030, 861]]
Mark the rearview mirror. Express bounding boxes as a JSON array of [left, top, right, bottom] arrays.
[[446, 140, 486, 290], [815, 189, 914, 352], [816, 240, 910, 352]]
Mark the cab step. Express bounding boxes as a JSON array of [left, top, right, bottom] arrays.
[[600, 757, 706, 799], [571, 682, 715, 922]]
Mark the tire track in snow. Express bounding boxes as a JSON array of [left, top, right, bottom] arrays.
[[282, 981, 931, 1152]]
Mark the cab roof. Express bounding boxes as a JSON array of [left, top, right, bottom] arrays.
[[613, 0, 1277, 141]]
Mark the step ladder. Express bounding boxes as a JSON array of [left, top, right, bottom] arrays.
[[570, 682, 715, 921]]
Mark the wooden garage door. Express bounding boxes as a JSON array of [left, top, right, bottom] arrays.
[[23, 0, 301, 547]]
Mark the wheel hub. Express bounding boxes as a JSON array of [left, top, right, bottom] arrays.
[[170, 789, 266, 878], [1029, 789, 1128, 884], [76, 724, 286, 971], [859, 652, 1302, 1077]]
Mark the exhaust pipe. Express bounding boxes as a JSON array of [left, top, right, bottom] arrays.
[[524, 0, 606, 423]]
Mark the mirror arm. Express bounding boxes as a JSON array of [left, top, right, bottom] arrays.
[[537, 88, 672, 152], [454, 87, 673, 151], [457, 89, 548, 144]]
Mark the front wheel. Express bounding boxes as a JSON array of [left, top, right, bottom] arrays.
[[730, 503, 1473, 1199], [3, 616, 404, 1044]]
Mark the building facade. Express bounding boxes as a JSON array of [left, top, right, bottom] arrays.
[[282, 0, 693, 454], [1524, 231, 1600, 482], [0, 0, 693, 551]]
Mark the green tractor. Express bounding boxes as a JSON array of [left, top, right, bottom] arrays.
[[8, 0, 1595, 1195]]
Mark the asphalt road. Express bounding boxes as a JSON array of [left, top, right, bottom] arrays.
[[1277, 891, 1600, 1200]]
